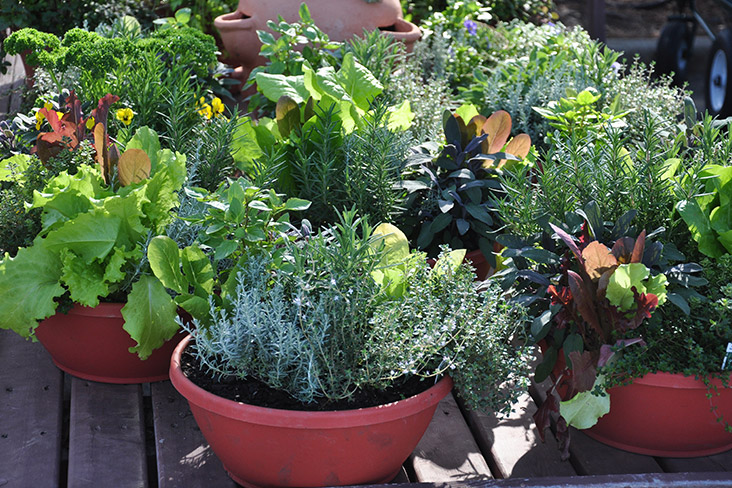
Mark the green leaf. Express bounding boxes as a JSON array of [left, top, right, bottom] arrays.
[[559, 375, 610, 429], [371, 223, 410, 266], [283, 197, 311, 211], [174, 7, 191, 24], [335, 52, 383, 110], [255, 72, 310, 104], [455, 103, 479, 124], [464, 203, 493, 225], [387, 100, 414, 131], [430, 213, 453, 234], [0, 243, 65, 337], [122, 275, 179, 359], [606, 263, 668, 311], [431, 249, 467, 278], [43, 211, 121, 262], [0, 154, 32, 182], [59, 250, 107, 307], [530, 309, 553, 340], [181, 246, 214, 296], [148, 236, 186, 294], [126, 126, 160, 173]]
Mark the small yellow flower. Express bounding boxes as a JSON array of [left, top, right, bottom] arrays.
[[85, 116, 96, 130], [43, 101, 53, 111], [55, 111, 64, 121], [198, 104, 213, 119], [35, 110, 45, 130], [211, 97, 225, 117], [116, 107, 135, 126]]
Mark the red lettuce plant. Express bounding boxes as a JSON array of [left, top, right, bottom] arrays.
[[34, 92, 119, 163], [495, 202, 698, 458]]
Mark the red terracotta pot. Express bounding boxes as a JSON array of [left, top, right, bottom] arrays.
[[35, 303, 181, 384], [214, 0, 421, 85], [585, 372, 732, 457], [170, 334, 453, 487]]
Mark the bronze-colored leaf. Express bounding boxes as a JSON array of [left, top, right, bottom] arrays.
[[631, 229, 646, 263], [117, 148, 151, 186], [568, 350, 597, 393], [498, 133, 532, 169], [481, 110, 512, 153], [93, 122, 110, 185], [275, 96, 300, 139], [581, 241, 617, 281], [467, 114, 486, 139], [567, 270, 602, 338]]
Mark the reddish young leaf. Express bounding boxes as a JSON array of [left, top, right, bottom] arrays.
[[91, 94, 121, 135], [94, 122, 110, 185], [556, 416, 571, 461], [631, 229, 646, 263], [467, 114, 486, 139], [550, 223, 584, 265], [627, 289, 658, 329], [567, 270, 602, 336], [568, 350, 597, 393], [64, 91, 86, 141]]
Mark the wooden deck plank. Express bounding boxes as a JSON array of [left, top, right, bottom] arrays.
[[151, 381, 237, 488], [527, 381, 664, 476], [0, 331, 63, 488], [410, 393, 493, 482], [355, 471, 732, 487], [567, 429, 663, 475], [68, 378, 148, 488], [656, 451, 732, 473], [465, 392, 577, 479]]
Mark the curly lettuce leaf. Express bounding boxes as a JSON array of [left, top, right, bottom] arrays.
[[606, 263, 667, 311], [559, 375, 610, 430], [0, 243, 65, 337]]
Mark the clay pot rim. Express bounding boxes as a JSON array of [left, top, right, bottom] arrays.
[[622, 371, 732, 390], [61, 301, 124, 318], [170, 334, 453, 428], [214, 11, 254, 31]]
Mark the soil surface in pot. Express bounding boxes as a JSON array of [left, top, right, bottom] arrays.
[[181, 347, 437, 411]]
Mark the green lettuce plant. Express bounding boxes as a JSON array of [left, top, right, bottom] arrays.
[[0, 126, 187, 359]]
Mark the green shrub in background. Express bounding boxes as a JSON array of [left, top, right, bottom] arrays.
[[4, 23, 225, 146], [401, 0, 554, 25]]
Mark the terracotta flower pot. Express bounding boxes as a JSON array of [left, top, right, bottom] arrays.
[[170, 334, 453, 487], [35, 303, 181, 384], [214, 0, 421, 84], [585, 372, 732, 457]]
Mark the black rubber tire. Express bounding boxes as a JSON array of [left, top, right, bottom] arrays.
[[655, 20, 693, 84], [705, 28, 732, 117]]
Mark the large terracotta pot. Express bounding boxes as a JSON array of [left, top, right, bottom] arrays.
[[214, 0, 421, 84], [170, 334, 452, 488], [585, 372, 732, 457], [540, 344, 732, 456], [35, 303, 181, 384]]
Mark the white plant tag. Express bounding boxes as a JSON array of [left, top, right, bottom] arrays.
[[722, 343, 732, 371]]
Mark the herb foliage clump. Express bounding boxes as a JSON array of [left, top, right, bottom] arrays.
[[182, 212, 530, 414]]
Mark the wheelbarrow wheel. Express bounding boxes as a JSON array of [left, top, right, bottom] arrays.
[[706, 28, 732, 117], [655, 20, 692, 84]]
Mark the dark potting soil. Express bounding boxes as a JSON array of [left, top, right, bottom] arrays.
[[181, 347, 436, 411]]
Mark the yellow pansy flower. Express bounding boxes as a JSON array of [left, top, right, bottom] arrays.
[[86, 116, 96, 130], [43, 101, 53, 111], [116, 107, 135, 126], [211, 97, 225, 117], [35, 110, 45, 130], [198, 103, 213, 119]]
